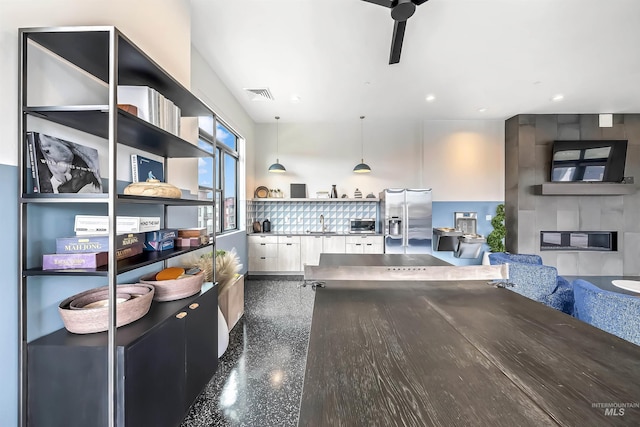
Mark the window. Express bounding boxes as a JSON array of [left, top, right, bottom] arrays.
[[198, 117, 239, 235]]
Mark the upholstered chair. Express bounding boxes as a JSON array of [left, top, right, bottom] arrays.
[[573, 279, 640, 346], [488, 252, 542, 265], [488, 252, 573, 315]]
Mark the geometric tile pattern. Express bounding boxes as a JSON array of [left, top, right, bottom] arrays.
[[247, 200, 379, 234]]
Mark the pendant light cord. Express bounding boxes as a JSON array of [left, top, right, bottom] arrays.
[[275, 115, 280, 161], [360, 115, 365, 162]]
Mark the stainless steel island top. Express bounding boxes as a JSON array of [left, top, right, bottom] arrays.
[[318, 253, 453, 267], [299, 254, 640, 426]]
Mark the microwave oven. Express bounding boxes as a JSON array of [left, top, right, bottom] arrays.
[[350, 218, 376, 234]]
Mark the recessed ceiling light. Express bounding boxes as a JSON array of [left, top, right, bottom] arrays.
[[425, 94, 436, 102], [478, 107, 487, 113], [552, 94, 564, 102], [290, 95, 301, 103]]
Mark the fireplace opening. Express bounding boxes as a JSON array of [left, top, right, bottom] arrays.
[[540, 231, 617, 251]]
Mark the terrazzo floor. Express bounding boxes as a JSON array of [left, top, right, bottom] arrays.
[[181, 278, 316, 427]]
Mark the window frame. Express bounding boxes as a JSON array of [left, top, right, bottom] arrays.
[[198, 117, 240, 236]]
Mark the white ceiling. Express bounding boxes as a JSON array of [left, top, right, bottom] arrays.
[[190, 0, 640, 124]]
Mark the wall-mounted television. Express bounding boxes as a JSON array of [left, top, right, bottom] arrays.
[[551, 140, 628, 182]]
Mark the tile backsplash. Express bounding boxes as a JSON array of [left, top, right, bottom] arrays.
[[247, 200, 379, 234]]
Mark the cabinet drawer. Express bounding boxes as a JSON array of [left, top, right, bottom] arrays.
[[277, 235, 300, 244], [345, 235, 383, 245], [249, 256, 278, 272], [249, 242, 277, 258], [249, 234, 278, 244]]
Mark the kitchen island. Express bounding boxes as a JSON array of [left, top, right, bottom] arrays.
[[299, 254, 640, 426]]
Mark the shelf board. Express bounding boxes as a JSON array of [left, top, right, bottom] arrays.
[[540, 182, 636, 195], [25, 106, 212, 158], [21, 193, 211, 206], [23, 27, 212, 116], [250, 198, 379, 202], [23, 243, 214, 277]]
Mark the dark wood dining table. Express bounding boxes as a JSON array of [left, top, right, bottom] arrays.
[[298, 254, 640, 426]]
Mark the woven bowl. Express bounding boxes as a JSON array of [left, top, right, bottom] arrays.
[[58, 284, 154, 334], [140, 271, 204, 302], [69, 291, 131, 309]]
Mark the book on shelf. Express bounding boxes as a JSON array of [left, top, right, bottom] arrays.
[[74, 216, 160, 235], [175, 236, 208, 248], [117, 85, 181, 136], [115, 243, 144, 260], [131, 154, 164, 183], [26, 132, 102, 194], [42, 244, 143, 270], [42, 252, 109, 270], [143, 239, 174, 252], [145, 228, 178, 242], [177, 227, 207, 238], [55, 232, 145, 254]]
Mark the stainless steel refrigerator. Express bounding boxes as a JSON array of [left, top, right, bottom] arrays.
[[380, 188, 432, 254]]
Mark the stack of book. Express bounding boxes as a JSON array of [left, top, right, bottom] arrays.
[[42, 232, 145, 270], [175, 228, 209, 248], [144, 229, 178, 251], [117, 85, 181, 136]]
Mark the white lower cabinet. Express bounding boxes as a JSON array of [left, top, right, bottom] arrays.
[[301, 235, 324, 267], [249, 234, 382, 273], [322, 235, 346, 254], [345, 235, 384, 254], [248, 235, 278, 272], [277, 235, 301, 271]]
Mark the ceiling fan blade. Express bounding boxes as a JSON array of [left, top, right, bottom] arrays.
[[362, 0, 394, 8], [413, 0, 430, 5], [389, 20, 407, 64]]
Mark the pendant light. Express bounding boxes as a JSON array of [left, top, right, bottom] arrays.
[[354, 115, 371, 173], [269, 116, 286, 173]]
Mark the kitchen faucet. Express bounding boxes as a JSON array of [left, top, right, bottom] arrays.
[[320, 214, 326, 233]]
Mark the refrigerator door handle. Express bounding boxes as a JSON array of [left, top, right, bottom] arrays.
[[403, 203, 408, 247]]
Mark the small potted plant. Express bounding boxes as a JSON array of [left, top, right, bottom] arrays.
[[484, 203, 505, 264]]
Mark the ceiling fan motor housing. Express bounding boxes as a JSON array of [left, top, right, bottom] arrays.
[[391, 0, 416, 21]]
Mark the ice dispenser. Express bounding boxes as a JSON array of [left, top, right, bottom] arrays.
[[388, 217, 402, 236]]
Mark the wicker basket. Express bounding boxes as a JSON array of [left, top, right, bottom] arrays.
[[58, 284, 154, 334], [140, 272, 204, 302]]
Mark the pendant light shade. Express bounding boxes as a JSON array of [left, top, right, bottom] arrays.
[[269, 116, 286, 173], [354, 115, 371, 173]]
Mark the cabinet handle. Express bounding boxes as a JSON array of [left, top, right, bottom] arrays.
[[176, 312, 188, 319], [189, 303, 199, 310], [286, 243, 292, 246], [260, 243, 266, 246], [261, 256, 266, 259], [356, 244, 362, 246]]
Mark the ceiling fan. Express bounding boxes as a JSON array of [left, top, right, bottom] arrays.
[[363, 0, 429, 64]]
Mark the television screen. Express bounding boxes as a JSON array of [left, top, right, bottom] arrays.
[[550, 140, 627, 182]]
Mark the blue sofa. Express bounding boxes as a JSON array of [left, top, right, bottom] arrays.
[[573, 279, 640, 346], [488, 252, 573, 315]]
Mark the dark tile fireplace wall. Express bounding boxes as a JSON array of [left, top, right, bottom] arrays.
[[505, 114, 640, 276]]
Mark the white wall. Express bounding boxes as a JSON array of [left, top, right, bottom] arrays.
[[0, 0, 192, 167], [253, 119, 504, 201]]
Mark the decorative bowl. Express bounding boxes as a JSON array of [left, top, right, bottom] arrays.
[[58, 284, 154, 334], [69, 291, 131, 309], [123, 179, 181, 198], [140, 271, 204, 302]]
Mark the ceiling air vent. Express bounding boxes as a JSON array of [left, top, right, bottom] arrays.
[[244, 87, 275, 101]]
